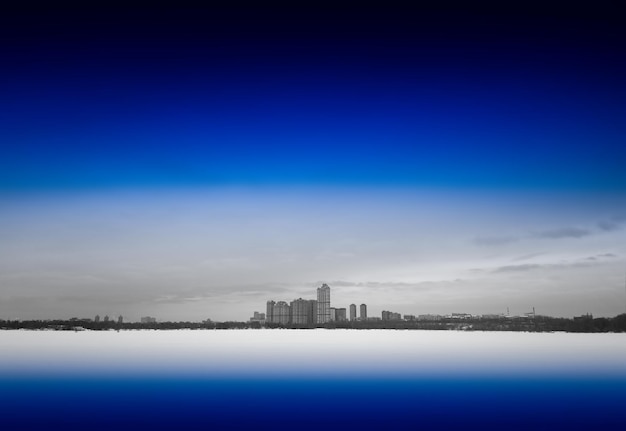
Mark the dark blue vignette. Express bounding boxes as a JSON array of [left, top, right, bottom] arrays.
[[1, 375, 625, 430]]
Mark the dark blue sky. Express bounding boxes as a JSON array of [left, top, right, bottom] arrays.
[[2, 2, 625, 192]]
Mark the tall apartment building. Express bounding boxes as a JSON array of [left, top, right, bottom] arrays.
[[309, 300, 317, 325], [266, 300, 275, 323], [274, 301, 290, 325], [291, 298, 317, 325], [316, 284, 331, 324], [349, 304, 357, 321], [360, 303, 367, 321]]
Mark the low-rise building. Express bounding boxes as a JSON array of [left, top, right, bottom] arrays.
[[249, 311, 266, 325]]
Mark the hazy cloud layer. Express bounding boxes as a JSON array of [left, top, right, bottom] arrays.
[[493, 254, 618, 273], [532, 227, 591, 239], [475, 215, 626, 248], [597, 215, 626, 232], [1, 188, 625, 320]]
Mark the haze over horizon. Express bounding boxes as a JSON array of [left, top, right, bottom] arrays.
[[2, 3, 625, 321]]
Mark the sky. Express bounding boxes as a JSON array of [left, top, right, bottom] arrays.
[[1, 2, 626, 321]]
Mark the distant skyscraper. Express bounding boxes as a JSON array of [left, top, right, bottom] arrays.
[[329, 307, 336, 321], [94, 314, 100, 323], [316, 284, 331, 324], [117, 315, 123, 324], [309, 300, 317, 325], [274, 301, 290, 325], [349, 304, 357, 321], [266, 300, 275, 323], [291, 298, 316, 325], [103, 315, 110, 323], [290, 299, 306, 325], [360, 304, 367, 321]]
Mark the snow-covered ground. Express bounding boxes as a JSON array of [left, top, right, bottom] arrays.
[[2, 329, 625, 378]]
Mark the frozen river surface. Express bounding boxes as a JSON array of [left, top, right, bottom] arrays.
[[2, 330, 626, 430], [2, 329, 625, 377]]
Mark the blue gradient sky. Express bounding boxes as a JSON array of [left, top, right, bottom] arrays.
[[1, 2, 625, 320]]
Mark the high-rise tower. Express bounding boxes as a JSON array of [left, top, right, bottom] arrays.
[[349, 304, 357, 321], [316, 284, 331, 324], [274, 301, 290, 325], [360, 303, 367, 321], [266, 300, 275, 323], [290, 298, 317, 325]]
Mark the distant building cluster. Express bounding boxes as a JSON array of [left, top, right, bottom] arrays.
[[253, 284, 372, 326], [94, 314, 123, 323], [250, 284, 537, 327], [91, 315, 160, 324], [249, 312, 265, 324], [381, 310, 402, 321], [254, 282, 457, 326]]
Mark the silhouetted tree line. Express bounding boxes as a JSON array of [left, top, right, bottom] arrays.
[[265, 314, 626, 332], [0, 319, 263, 331], [2, 314, 626, 332]]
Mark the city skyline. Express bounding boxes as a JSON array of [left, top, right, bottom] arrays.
[[8, 275, 625, 324], [1, 3, 626, 322]]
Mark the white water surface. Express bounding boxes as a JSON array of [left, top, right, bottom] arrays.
[[1, 330, 625, 378]]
